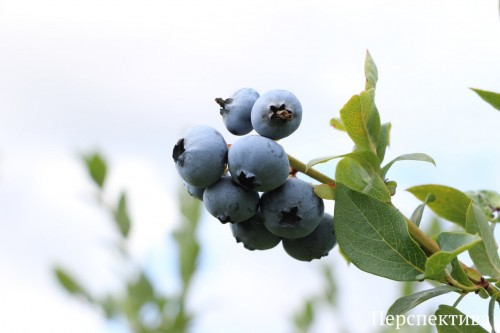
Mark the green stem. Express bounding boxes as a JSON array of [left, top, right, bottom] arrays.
[[445, 274, 482, 292], [452, 293, 467, 308], [405, 216, 440, 255], [288, 154, 336, 185]]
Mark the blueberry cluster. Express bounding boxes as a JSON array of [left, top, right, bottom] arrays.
[[172, 88, 336, 261]]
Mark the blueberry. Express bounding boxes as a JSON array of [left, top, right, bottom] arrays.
[[203, 176, 260, 223], [183, 182, 205, 201], [172, 125, 228, 188], [228, 135, 290, 192], [230, 211, 281, 250], [261, 178, 324, 239], [215, 88, 259, 135], [282, 213, 336, 261], [251, 89, 302, 140]]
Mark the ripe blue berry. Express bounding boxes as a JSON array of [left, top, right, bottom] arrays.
[[172, 125, 228, 188], [251, 90, 302, 140], [216, 88, 259, 135], [183, 182, 205, 201], [203, 176, 260, 223], [228, 135, 290, 192], [230, 211, 281, 251], [261, 178, 324, 239], [282, 213, 336, 261]]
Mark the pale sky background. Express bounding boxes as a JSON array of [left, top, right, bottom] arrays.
[[0, 0, 499, 332]]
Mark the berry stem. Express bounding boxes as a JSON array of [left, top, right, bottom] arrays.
[[215, 97, 227, 108], [287, 154, 336, 185]]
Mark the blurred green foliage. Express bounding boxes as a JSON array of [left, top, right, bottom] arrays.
[[54, 152, 202, 333]]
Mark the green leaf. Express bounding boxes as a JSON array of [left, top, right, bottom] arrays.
[[83, 152, 107, 189], [466, 203, 500, 278], [364, 50, 378, 90], [313, 183, 336, 200], [376, 122, 391, 163], [407, 185, 472, 227], [386, 180, 397, 196], [471, 88, 500, 111], [321, 264, 338, 307], [466, 190, 500, 222], [293, 299, 314, 332], [169, 307, 192, 333], [170, 189, 202, 333], [334, 152, 391, 202], [410, 195, 434, 227], [114, 191, 131, 238], [410, 202, 428, 227], [339, 89, 381, 154], [336, 158, 390, 202], [333, 184, 427, 281], [426, 216, 443, 238], [179, 185, 202, 227], [438, 232, 482, 253], [478, 288, 490, 299], [387, 285, 460, 317], [329, 117, 346, 131], [54, 266, 92, 302], [173, 229, 200, 290], [435, 305, 488, 332], [338, 245, 351, 265], [449, 258, 474, 289], [54, 267, 84, 295], [307, 150, 388, 201], [307, 150, 380, 172], [174, 187, 202, 289], [381, 153, 436, 178], [424, 232, 481, 281], [489, 295, 497, 333], [100, 296, 119, 319], [127, 272, 155, 309]]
